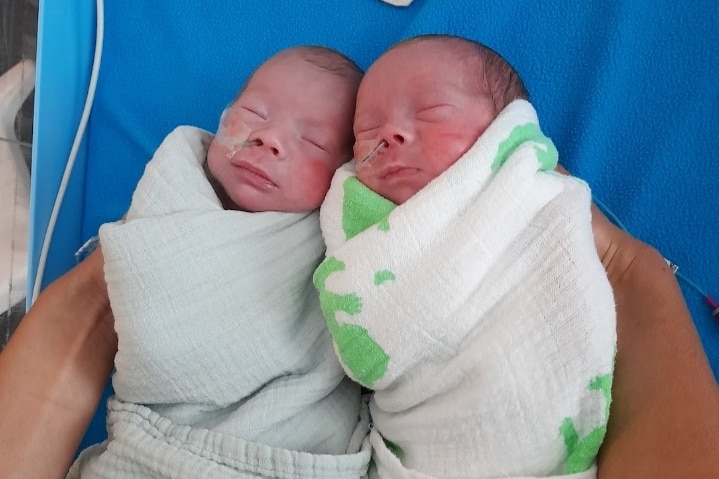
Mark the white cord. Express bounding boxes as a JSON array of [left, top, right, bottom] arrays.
[[30, 0, 104, 305]]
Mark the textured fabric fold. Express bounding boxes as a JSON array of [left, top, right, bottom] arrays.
[[70, 126, 369, 477], [68, 397, 372, 479]]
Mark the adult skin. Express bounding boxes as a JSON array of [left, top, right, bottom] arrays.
[[0, 248, 115, 479], [591, 204, 719, 478], [0, 208, 717, 478]]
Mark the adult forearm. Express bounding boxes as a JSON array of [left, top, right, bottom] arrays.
[[598, 240, 719, 478], [0, 249, 116, 479]]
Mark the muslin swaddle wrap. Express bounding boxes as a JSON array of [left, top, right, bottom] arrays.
[[314, 100, 616, 479], [69, 126, 370, 479]]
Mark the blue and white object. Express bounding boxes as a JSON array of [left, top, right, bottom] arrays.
[[0, 59, 34, 314]]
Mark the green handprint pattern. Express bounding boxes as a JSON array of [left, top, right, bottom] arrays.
[[317, 121, 558, 389], [374, 270, 396, 286], [313, 256, 390, 387], [559, 373, 613, 473], [492, 123, 558, 173], [341, 176, 396, 239], [384, 438, 405, 461], [312, 175, 398, 387]]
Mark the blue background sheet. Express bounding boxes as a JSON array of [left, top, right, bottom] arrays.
[[31, 0, 718, 450]]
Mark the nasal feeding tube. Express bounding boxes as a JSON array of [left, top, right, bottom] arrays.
[[214, 107, 261, 158], [356, 139, 389, 166]]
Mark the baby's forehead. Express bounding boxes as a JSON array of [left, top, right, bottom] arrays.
[[360, 48, 475, 102], [251, 60, 351, 100], [379, 42, 477, 82]]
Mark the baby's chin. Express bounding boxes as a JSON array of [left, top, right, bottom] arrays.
[[369, 183, 418, 205], [386, 189, 417, 205], [356, 176, 422, 206], [220, 186, 273, 212], [226, 189, 319, 213], [229, 195, 277, 212]]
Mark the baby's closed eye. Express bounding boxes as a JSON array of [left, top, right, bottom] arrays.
[[301, 136, 328, 152], [240, 105, 266, 120], [415, 104, 455, 121]]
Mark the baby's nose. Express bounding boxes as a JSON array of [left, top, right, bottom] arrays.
[[248, 128, 284, 158], [379, 120, 413, 148], [387, 133, 405, 145], [250, 138, 279, 156]]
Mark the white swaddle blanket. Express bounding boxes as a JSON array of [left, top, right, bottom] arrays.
[[69, 126, 370, 479], [314, 101, 616, 478]]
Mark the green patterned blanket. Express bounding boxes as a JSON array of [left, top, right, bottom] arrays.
[[314, 100, 616, 479]]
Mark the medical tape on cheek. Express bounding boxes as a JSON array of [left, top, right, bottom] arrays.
[[215, 108, 255, 158]]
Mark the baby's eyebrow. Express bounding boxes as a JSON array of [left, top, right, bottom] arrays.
[[234, 91, 267, 107], [300, 127, 336, 149], [353, 107, 378, 122], [302, 116, 343, 135], [352, 115, 379, 130], [299, 116, 336, 129]]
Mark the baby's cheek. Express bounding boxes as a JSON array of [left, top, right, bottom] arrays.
[[354, 139, 377, 162], [355, 165, 372, 187], [206, 141, 227, 170], [423, 129, 477, 172], [299, 158, 338, 206]]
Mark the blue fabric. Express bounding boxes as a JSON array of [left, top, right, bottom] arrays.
[[79, 0, 718, 447]]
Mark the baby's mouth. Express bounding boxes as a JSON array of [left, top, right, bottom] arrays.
[[378, 165, 419, 180], [233, 160, 277, 188]]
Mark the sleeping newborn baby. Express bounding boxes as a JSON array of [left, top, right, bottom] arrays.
[[69, 46, 370, 479], [314, 35, 616, 479]]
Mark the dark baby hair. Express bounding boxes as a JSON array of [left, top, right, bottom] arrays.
[[233, 45, 363, 103], [294, 45, 364, 86]]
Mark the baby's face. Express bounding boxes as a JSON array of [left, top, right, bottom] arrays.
[[206, 54, 355, 212], [354, 41, 496, 205]]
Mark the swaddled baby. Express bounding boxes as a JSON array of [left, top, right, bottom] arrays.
[[69, 46, 371, 479], [315, 35, 616, 479]]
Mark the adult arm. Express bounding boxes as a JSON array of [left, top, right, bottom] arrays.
[[590, 204, 719, 478], [0, 249, 116, 479]]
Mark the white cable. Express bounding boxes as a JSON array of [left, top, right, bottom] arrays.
[[30, 0, 104, 304]]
